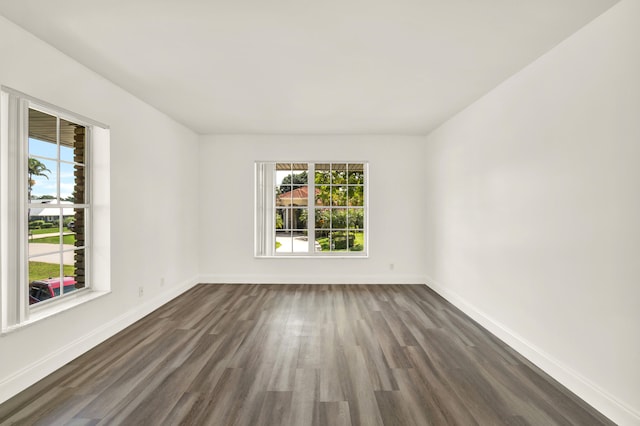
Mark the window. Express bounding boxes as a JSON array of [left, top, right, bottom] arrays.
[[27, 108, 88, 305], [1, 87, 109, 330], [255, 162, 368, 257]]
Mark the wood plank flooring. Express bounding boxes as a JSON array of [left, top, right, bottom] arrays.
[[0, 284, 614, 425]]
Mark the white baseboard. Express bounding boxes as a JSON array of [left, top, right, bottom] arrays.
[[199, 274, 429, 285], [424, 275, 640, 426], [0, 276, 199, 405]]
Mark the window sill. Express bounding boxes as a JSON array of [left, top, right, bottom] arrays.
[[256, 254, 369, 259], [1, 289, 111, 335]]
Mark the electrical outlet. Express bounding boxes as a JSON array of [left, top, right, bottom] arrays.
[[138, 286, 144, 297], [160, 277, 165, 287], [389, 263, 395, 271]]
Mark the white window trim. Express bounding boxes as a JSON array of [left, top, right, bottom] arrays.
[[255, 161, 369, 258], [0, 87, 110, 333]]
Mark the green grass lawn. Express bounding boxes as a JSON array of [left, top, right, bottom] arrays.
[[29, 261, 74, 282], [29, 234, 75, 244]]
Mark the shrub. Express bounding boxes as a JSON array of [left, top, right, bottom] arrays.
[[332, 232, 355, 250], [42, 222, 55, 229], [29, 220, 45, 229]]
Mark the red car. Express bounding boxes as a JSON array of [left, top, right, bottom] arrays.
[[29, 277, 78, 305]]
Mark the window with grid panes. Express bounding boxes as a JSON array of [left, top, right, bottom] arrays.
[[1, 87, 109, 331], [255, 162, 367, 257]]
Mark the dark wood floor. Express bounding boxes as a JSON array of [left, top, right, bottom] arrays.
[[0, 284, 613, 425]]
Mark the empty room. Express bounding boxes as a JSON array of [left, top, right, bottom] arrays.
[[0, 0, 638, 425]]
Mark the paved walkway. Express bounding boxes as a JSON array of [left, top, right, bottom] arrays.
[[276, 235, 322, 253]]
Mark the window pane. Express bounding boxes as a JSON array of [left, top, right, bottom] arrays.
[[331, 208, 348, 229], [28, 253, 61, 305], [316, 186, 330, 206], [315, 164, 331, 184], [60, 119, 85, 164], [291, 163, 308, 185], [276, 230, 293, 253], [315, 230, 331, 252], [60, 162, 86, 203], [28, 209, 62, 258], [331, 231, 350, 252], [276, 209, 289, 230], [73, 248, 87, 290], [276, 185, 293, 206], [315, 209, 330, 229], [292, 231, 309, 253], [331, 186, 347, 206], [29, 138, 57, 160], [71, 207, 86, 249], [348, 186, 364, 206], [290, 185, 309, 207], [348, 208, 364, 229], [292, 208, 307, 230], [28, 109, 57, 147], [331, 164, 347, 184], [348, 164, 364, 184], [28, 157, 57, 201], [349, 231, 364, 252]]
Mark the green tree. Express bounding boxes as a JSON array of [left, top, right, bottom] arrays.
[[28, 158, 51, 200], [279, 171, 308, 194]]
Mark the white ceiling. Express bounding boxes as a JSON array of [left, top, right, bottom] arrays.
[[0, 0, 618, 135]]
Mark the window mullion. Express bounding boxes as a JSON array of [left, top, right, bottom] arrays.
[[307, 163, 315, 254]]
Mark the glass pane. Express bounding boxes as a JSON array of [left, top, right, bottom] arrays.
[[348, 208, 364, 229], [60, 162, 85, 203], [290, 185, 309, 207], [28, 157, 57, 201], [291, 163, 308, 185], [276, 163, 294, 201], [276, 185, 293, 206], [348, 185, 364, 206], [315, 209, 330, 229], [331, 164, 347, 184], [315, 164, 331, 184], [276, 230, 293, 253], [349, 231, 364, 252], [72, 248, 86, 290], [71, 207, 86, 249], [292, 230, 309, 253], [291, 208, 307, 230], [348, 164, 364, 184], [28, 108, 57, 149], [315, 230, 331, 252], [331, 186, 347, 206], [316, 186, 330, 206], [331, 208, 348, 229], [28, 208, 62, 258], [29, 138, 57, 160], [28, 253, 62, 305], [331, 231, 349, 252], [60, 119, 85, 164], [275, 208, 290, 230]]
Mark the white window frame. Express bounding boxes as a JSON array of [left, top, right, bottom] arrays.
[[0, 87, 110, 332], [255, 161, 369, 258]]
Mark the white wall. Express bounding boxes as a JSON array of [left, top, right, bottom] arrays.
[[0, 16, 200, 402], [199, 134, 427, 284], [423, 1, 640, 424]]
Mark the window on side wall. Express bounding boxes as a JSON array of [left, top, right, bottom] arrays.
[[1, 87, 109, 331], [255, 162, 368, 257]]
